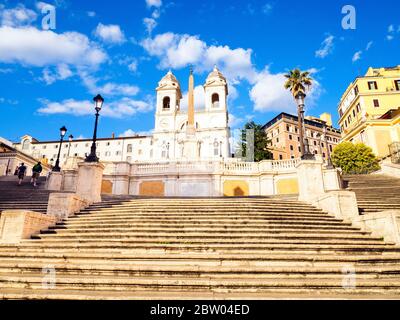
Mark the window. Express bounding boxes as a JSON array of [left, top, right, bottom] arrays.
[[298, 146, 301, 152], [356, 104, 361, 113], [85, 143, 89, 147], [105, 151, 111, 156], [373, 99, 380, 108], [55, 145, 58, 149], [345, 120, 347, 127], [138, 149, 142, 155], [106, 142, 110, 146], [74, 153, 78, 157], [290, 145, 294, 151], [279, 155, 283, 160], [352, 109, 356, 117], [22, 139, 30, 150], [213, 140, 219, 156], [368, 81, 378, 90], [314, 141, 317, 146], [354, 85, 359, 95], [329, 145, 333, 152], [339, 109, 343, 118], [286, 125, 290, 132], [43, 146, 47, 149], [289, 135, 292, 140], [395, 80, 400, 91], [126, 156, 131, 162], [116, 151, 121, 156], [127, 144, 132, 153], [276, 138, 279, 143], [163, 96, 170, 110], [211, 93, 220, 108]]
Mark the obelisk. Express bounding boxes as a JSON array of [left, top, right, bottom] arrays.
[[183, 67, 198, 159], [186, 66, 195, 136]]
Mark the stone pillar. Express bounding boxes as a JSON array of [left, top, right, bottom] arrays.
[[46, 171, 63, 191], [296, 159, 325, 202], [62, 169, 78, 192], [76, 162, 105, 204], [0, 210, 57, 244], [47, 193, 90, 220]]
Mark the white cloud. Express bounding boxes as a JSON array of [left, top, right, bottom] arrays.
[[0, 4, 37, 27], [42, 64, 73, 84], [352, 50, 362, 63], [146, 0, 162, 8], [387, 35, 394, 41], [119, 129, 153, 137], [79, 71, 140, 96], [388, 25, 395, 33], [228, 114, 244, 128], [0, 26, 107, 67], [0, 68, 12, 74], [87, 11, 96, 17], [38, 97, 153, 118], [315, 35, 334, 58], [180, 85, 206, 110], [143, 17, 157, 34], [366, 41, 373, 51], [94, 23, 126, 44], [141, 33, 256, 83], [128, 60, 138, 72], [250, 67, 321, 113], [36, 2, 55, 11]]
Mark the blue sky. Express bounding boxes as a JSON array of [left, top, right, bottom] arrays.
[[0, 0, 399, 142]]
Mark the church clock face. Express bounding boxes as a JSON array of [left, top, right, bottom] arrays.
[[159, 118, 170, 129]]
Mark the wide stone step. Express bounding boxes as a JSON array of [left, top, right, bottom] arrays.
[[48, 227, 366, 235], [2, 287, 400, 300], [1, 263, 400, 277], [2, 274, 400, 291], [38, 231, 373, 240], [0, 252, 400, 262], [29, 237, 388, 246], [58, 220, 354, 228]]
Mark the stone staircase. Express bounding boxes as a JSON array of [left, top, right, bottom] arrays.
[[1, 197, 400, 299], [343, 174, 400, 214], [0, 176, 51, 214]]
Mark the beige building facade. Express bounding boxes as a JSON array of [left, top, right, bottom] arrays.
[[263, 112, 341, 161]]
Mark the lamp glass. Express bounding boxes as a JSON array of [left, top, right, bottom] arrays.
[[60, 126, 67, 138], [93, 94, 104, 110]]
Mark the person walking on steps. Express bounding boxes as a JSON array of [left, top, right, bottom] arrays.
[[31, 162, 43, 187], [17, 163, 27, 186]]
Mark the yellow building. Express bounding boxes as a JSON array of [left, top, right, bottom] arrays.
[[338, 66, 400, 158]]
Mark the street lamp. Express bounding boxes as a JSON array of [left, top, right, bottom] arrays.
[[295, 92, 314, 160], [85, 94, 104, 163], [67, 134, 74, 158], [52, 126, 67, 172]]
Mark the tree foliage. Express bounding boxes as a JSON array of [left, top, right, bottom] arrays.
[[284, 69, 313, 98], [331, 142, 380, 174], [239, 121, 273, 162]]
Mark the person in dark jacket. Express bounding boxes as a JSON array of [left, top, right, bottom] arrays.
[[31, 162, 43, 187], [17, 163, 27, 186]]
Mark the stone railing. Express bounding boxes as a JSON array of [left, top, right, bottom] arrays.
[[115, 158, 302, 177]]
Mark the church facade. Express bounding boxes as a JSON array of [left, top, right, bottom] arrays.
[[14, 67, 232, 166]]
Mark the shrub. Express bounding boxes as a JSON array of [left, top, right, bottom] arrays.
[[331, 142, 380, 174]]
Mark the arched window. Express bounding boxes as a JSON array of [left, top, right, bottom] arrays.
[[127, 144, 132, 153], [22, 139, 30, 150], [163, 97, 170, 110], [211, 93, 220, 108]]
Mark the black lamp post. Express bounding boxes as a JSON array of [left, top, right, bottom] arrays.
[[67, 134, 73, 158], [52, 126, 67, 172], [295, 92, 315, 160], [85, 94, 104, 162]]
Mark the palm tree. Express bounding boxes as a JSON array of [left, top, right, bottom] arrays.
[[284, 69, 313, 98], [284, 69, 314, 159]]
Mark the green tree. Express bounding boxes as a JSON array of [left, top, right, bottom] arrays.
[[331, 142, 381, 174], [239, 121, 273, 162], [284, 69, 313, 98]]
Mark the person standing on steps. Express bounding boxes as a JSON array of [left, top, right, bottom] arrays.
[[17, 163, 27, 186], [31, 162, 43, 187]]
